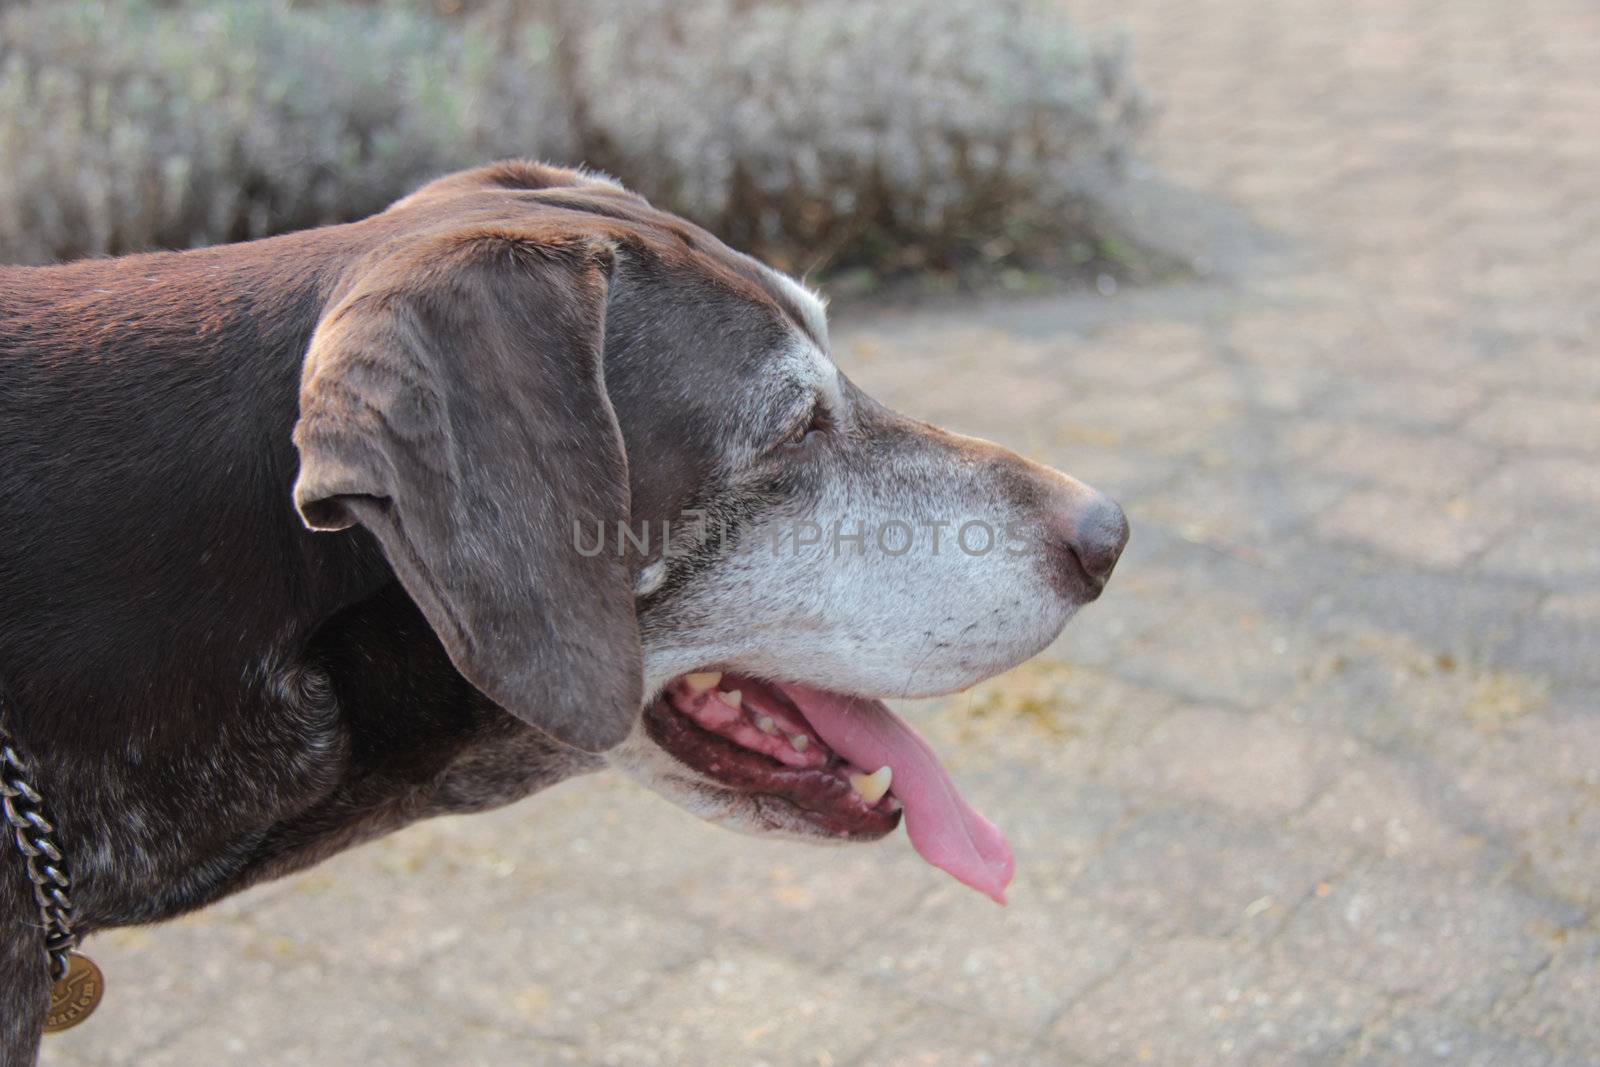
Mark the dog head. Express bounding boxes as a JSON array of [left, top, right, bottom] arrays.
[[293, 162, 1127, 900]]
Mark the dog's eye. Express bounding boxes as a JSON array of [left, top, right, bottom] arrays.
[[780, 404, 830, 449]]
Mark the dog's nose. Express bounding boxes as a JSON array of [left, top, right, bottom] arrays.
[[1073, 492, 1130, 583], [1048, 486, 1129, 597]]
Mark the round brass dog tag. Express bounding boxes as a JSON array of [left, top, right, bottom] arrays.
[[44, 953, 104, 1034]]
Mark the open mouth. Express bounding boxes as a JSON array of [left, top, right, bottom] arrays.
[[644, 671, 1015, 903]]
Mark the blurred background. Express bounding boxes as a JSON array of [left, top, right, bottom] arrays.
[[8, 0, 1598, 1064]]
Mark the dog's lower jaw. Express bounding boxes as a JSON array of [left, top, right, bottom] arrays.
[[610, 671, 1016, 903]]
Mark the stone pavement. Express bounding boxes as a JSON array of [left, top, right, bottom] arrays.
[[42, 0, 1600, 1063]]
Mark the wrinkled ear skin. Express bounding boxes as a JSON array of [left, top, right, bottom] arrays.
[[292, 231, 642, 753]]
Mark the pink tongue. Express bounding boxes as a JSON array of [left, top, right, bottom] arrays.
[[782, 684, 1015, 904]]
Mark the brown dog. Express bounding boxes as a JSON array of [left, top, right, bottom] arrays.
[[0, 161, 1126, 1062]]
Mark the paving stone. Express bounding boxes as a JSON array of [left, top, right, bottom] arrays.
[[982, 780, 1141, 876], [1476, 517, 1600, 583], [413, 888, 712, 1042], [1476, 456, 1600, 515], [1103, 706, 1348, 817], [1274, 861, 1571, 1017], [1286, 423, 1502, 496], [1438, 712, 1600, 909], [1226, 308, 1378, 371], [489, 772, 783, 895], [854, 883, 1138, 1033], [851, 1009, 1061, 1067], [1540, 589, 1600, 624], [1049, 323, 1210, 390], [1133, 465, 1347, 551], [135, 980, 582, 1067], [1162, 359, 1334, 416], [1050, 938, 1382, 1067], [1490, 614, 1600, 686], [1117, 604, 1327, 710], [578, 945, 906, 1067], [1070, 807, 1347, 943], [1049, 389, 1229, 456], [41, 921, 268, 1067], [668, 834, 940, 968], [925, 660, 1175, 780], [1304, 562, 1543, 664], [1292, 757, 1494, 865], [1348, 1011, 1569, 1067], [53, 920, 561, 1067], [1464, 394, 1600, 453], [1313, 488, 1515, 569], [1467, 344, 1600, 399], [237, 820, 539, 970], [1497, 932, 1600, 1057], [1085, 537, 1334, 710]]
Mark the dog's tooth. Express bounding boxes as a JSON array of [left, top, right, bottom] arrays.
[[849, 766, 893, 806], [721, 688, 743, 709], [683, 671, 722, 694], [789, 734, 810, 752], [755, 714, 778, 734]]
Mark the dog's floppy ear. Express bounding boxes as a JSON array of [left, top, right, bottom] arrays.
[[292, 230, 640, 752]]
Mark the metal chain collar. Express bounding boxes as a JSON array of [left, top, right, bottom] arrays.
[[0, 717, 77, 981]]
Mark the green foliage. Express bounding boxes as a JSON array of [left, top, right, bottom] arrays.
[[0, 0, 1147, 277]]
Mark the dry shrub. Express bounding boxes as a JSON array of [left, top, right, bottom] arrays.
[[0, 1, 572, 262], [0, 0, 1147, 277]]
